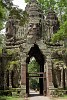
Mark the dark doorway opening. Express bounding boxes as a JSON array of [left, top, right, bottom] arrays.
[[26, 44, 45, 96]]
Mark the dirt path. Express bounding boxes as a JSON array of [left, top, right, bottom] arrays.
[[29, 90, 50, 100], [19, 90, 67, 100], [30, 96, 50, 100]]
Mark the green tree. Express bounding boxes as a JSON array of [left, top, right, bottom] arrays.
[[25, 0, 56, 12], [56, 0, 67, 23], [0, 34, 5, 47], [28, 58, 40, 90], [1, 0, 13, 10], [0, 0, 13, 30], [25, 0, 67, 22], [0, 0, 28, 30], [9, 7, 28, 26], [28, 59, 40, 72], [0, 0, 7, 30], [52, 21, 67, 42]]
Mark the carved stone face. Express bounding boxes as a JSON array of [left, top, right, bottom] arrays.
[[28, 23, 37, 34], [27, 22, 42, 38], [46, 10, 60, 33], [6, 17, 16, 39]]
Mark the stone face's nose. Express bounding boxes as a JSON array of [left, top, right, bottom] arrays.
[[33, 24, 36, 29]]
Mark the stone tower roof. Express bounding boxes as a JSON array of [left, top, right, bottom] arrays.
[[46, 9, 58, 22], [25, 0, 44, 41], [46, 9, 60, 33], [25, 0, 43, 24]]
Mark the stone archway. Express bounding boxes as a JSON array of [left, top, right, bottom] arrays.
[[26, 44, 46, 96]]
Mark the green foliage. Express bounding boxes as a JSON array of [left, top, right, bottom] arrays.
[[25, 0, 67, 43], [5, 48, 20, 70], [0, 0, 7, 30], [0, 0, 28, 30], [38, 0, 56, 12], [25, 0, 56, 11], [51, 88, 65, 97], [7, 60, 20, 70], [25, 0, 67, 22], [63, 50, 67, 66], [0, 0, 13, 29], [25, 0, 30, 2], [28, 59, 40, 72], [9, 7, 28, 26], [0, 34, 5, 47], [0, 35, 3, 45], [29, 78, 39, 90], [0, 48, 2, 55], [0, 96, 24, 100], [28, 59, 40, 90], [7, 48, 20, 55], [1, 0, 13, 10], [52, 21, 67, 42], [7, 49, 14, 55]]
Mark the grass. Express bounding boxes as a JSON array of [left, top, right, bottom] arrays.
[[0, 96, 24, 100], [51, 95, 67, 100], [60, 95, 67, 99]]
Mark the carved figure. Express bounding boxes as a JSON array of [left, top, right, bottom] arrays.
[[6, 16, 16, 39]]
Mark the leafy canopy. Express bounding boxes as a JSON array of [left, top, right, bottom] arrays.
[[28, 58, 40, 72], [52, 21, 67, 42]]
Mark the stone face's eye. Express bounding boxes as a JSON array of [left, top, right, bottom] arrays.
[[29, 24, 33, 27]]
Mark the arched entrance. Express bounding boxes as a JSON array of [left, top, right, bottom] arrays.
[[26, 44, 46, 96]]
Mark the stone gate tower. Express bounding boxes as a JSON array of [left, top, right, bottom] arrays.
[[20, 0, 59, 96], [5, 0, 60, 96]]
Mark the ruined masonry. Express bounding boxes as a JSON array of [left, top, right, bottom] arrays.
[[0, 0, 67, 96]]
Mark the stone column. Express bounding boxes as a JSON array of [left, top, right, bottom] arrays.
[[43, 64, 47, 96], [0, 58, 4, 90], [45, 62, 49, 95], [46, 55, 54, 95], [50, 26, 53, 37], [21, 63, 26, 97], [21, 63, 26, 85], [2, 48, 7, 89], [61, 68, 63, 88], [9, 70, 12, 88], [47, 27, 50, 40], [4, 71, 7, 89], [65, 69, 67, 88], [65, 69, 66, 88], [20, 51, 26, 97]]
